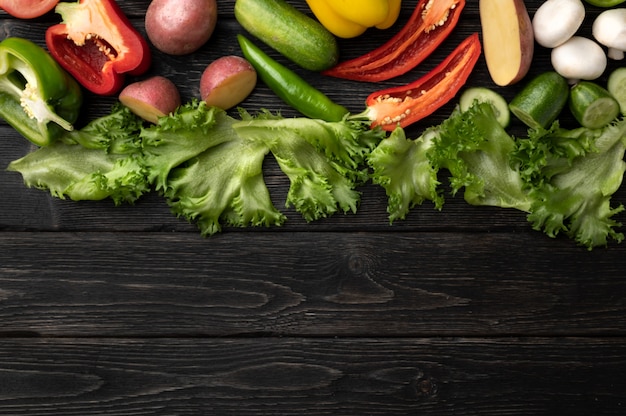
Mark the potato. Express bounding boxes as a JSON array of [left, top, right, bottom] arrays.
[[145, 0, 217, 55], [479, 0, 534, 86], [200, 55, 257, 110], [119, 76, 181, 123]]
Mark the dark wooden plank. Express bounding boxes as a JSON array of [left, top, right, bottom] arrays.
[[1, 231, 625, 337], [0, 337, 624, 415]]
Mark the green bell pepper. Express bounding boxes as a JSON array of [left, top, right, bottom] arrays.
[[0, 37, 83, 146]]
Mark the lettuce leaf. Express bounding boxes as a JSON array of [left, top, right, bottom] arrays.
[[7, 105, 149, 204], [163, 110, 285, 236], [515, 118, 626, 249], [60, 103, 144, 153], [8, 100, 381, 234], [233, 112, 382, 222], [368, 126, 443, 223], [431, 103, 534, 212], [141, 101, 228, 192], [160, 105, 380, 233], [368, 101, 626, 249]]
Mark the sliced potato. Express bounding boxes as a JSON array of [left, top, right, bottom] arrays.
[[119, 76, 181, 123], [480, 0, 535, 86], [200, 55, 257, 110]]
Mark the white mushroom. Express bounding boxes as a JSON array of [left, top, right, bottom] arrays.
[[532, 0, 586, 48], [551, 36, 608, 83], [592, 9, 626, 60]]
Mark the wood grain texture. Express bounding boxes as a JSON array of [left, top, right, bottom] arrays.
[[1, 231, 625, 337], [1, 0, 626, 414], [0, 338, 625, 415]]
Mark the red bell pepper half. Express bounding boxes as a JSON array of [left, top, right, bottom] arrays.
[[362, 33, 481, 132], [323, 0, 465, 82], [45, 0, 151, 95]]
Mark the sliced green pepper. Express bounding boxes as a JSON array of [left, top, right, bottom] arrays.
[[0, 37, 83, 146]]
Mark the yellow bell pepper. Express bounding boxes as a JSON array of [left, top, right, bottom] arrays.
[[375, 0, 402, 30], [306, 0, 402, 39], [305, 0, 367, 39], [326, 0, 389, 27]]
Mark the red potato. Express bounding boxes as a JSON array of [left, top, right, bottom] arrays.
[[145, 0, 217, 55], [479, 0, 534, 86], [0, 0, 59, 19], [119, 76, 181, 123], [200, 55, 257, 110]]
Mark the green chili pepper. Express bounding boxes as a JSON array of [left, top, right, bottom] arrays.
[[237, 34, 349, 122], [0, 37, 83, 146]]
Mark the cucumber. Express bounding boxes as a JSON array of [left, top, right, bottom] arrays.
[[234, 0, 339, 72], [608, 67, 626, 116], [583, 0, 625, 7], [459, 87, 510, 127], [509, 71, 569, 129], [569, 81, 620, 129]]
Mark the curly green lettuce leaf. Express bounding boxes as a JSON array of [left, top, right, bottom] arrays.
[[516, 118, 626, 249], [141, 101, 230, 191], [7, 141, 148, 204], [164, 115, 285, 236], [7, 105, 148, 204], [233, 114, 381, 222], [61, 104, 144, 153], [431, 102, 534, 212], [368, 126, 443, 223], [513, 121, 598, 187]]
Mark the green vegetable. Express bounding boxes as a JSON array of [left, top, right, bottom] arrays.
[[509, 71, 569, 129], [141, 102, 230, 191], [608, 67, 626, 115], [164, 108, 286, 235], [233, 109, 381, 222], [369, 102, 533, 222], [583, 0, 625, 6], [368, 100, 626, 250], [569, 81, 620, 129], [514, 119, 626, 249], [0, 37, 83, 146], [8, 100, 381, 235], [459, 87, 510, 128], [234, 0, 339, 71], [368, 126, 443, 223], [238, 34, 349, 123], [432, 103, 533, 212], [164, 105, 381, 234], [7, 105, 149, 204]]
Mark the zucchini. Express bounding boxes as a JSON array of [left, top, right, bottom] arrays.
[[234, 0, 339, 72], [509, 71, 569, 129], [569, 81, 620, 129]]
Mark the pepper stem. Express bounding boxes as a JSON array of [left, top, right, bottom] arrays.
[[347, 107, 376, 124]]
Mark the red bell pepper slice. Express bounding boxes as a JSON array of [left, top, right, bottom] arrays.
[[323, 0, 465, 82], [364, 33, 481, 132], [45, 0, 151, 95], [0, 0, 59, 19]]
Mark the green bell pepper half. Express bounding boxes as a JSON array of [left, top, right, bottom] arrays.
[[0, 37, 83, 146]]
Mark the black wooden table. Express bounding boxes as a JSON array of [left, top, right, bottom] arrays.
[[2, 1, 626, 414]]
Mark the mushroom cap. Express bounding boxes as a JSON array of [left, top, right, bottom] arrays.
[[592, 9, 626, 51], [533, 0, 586, 48], [551, 36, 607, 82]]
